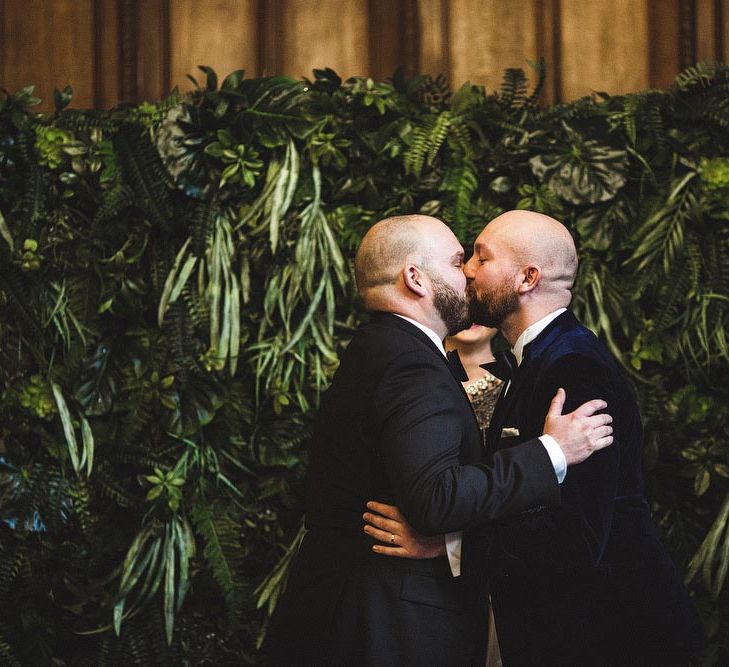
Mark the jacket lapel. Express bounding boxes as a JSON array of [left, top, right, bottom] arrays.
[[368, 312, 480, 426], [486, 311, 581, 452]]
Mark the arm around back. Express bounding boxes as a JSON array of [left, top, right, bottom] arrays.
[[373, 349, 560, 535]]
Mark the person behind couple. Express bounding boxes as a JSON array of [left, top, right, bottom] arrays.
[[368, 210, 705, 665], [446, 325, 502, 434], [264, 214, 612, 666], [446, 324, 504, 667]]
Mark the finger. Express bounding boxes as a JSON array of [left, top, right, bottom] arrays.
[[363, 513, 401, 533], [371, 544, 409, 558], [592, 425, 613, 440], [573, 398, 608, 417], [546, 388, 566, 419], [365, 501, 404, 521], [363, 524, 399, 546], [593, 435, 614, 450], [585, 414, 612, 427]]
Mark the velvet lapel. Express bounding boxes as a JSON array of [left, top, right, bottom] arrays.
[[486, 311, 581, 450]]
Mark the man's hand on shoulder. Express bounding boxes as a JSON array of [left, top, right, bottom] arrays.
[[543, 388, 613, 466], [363, 501, 446, 559]]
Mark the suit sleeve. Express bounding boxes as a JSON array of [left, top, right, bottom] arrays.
[[497, 353, 620, 572], [372, 349, 560, 535]]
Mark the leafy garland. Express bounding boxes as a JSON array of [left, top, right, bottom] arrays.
[[0, 62, 728, 663]]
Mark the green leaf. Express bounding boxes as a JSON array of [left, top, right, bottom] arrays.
[[695, 468, 711, 496], [158, 236, 193, 326], [81, 416, 94, 477], [53, 85, 73, 111], [51, 383, 80, 475], [164, 524, 176, 644], [0, 210, 13, 251]]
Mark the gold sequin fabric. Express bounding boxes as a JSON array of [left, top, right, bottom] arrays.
[[465, 373, 503, 430]]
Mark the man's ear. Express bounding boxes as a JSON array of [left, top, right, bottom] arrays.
[[403, 264, 428, 297], [517, 265, 541, 294]]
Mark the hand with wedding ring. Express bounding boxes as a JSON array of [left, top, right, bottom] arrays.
[[363, 501, 446, 559]]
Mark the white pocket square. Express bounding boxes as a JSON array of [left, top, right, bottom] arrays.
[[501, 427, 520, 437]]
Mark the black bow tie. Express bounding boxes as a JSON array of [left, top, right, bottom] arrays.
[[480, 349, 517, 382], [446, 349, 469, 382]]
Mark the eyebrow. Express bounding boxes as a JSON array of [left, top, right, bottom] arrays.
[[451, 250, 465, 262], [473, 243, 490, 256]]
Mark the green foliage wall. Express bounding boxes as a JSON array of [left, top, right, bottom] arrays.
[[1, 62, 729, 664]]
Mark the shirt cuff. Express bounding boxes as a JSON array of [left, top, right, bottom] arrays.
[[539, 434, 567, 484], [445, 531, 462, 577]]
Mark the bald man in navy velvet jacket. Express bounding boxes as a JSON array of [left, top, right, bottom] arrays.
[[466, 211, 705, 665]]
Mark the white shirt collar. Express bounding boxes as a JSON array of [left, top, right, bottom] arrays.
[[512, 308, 567, 365], [393, 314, 446, 357]]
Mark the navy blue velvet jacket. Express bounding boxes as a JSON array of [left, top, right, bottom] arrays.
[[485, 311, 704, 665]]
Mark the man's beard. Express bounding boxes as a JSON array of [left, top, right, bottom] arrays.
[[430, 275, 471, 336], [467, 279, 519, 328]]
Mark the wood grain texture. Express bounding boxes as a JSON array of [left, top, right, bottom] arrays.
[[560, 0, 650, 99], [723, 0, 729, 62], [447, 0, 540, 93], [648, 0, 681, 88], [1, 0, 95, 110], [169, 0, 259, 92], [368, 0, 418, 79], [416, 0, 449, 77], [0, 0, 726, 109], [696, 0, 719, 61], [276, 0, 370, 80], [93, 0, 122, 109], [135, 0, 169, 102], [535, 0, 561, 104]]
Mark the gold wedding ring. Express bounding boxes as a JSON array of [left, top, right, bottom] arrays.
[[390, 533, 395, 544]]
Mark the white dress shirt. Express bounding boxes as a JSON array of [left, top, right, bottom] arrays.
[[391, 313, 567, 576]]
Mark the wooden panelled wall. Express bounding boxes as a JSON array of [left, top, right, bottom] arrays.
[[1, 0, 729, 111]]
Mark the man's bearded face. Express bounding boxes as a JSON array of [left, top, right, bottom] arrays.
[[467, 274, 519, 328], [430, 273, 471, 336]]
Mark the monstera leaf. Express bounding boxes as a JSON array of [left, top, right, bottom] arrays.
[[75, 341, 117, 416], [529, 122, 629, 205], [157, 105, 217, 200]]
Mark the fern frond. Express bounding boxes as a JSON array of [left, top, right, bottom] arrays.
[[0, 263, 47, 365], [185, 198, 218, 258], [499, 68, 528, 108], [94, 469, 141, 508], [441, 160, 478, 241], [655, 255, 694, 330], [70, 479, 95, 538], [190, 500, 244, 621], [56, 109, 117, 136], [404, 111, 452, 175], [93, 184, 135, 227], [627, 171, 698, 282], [113, 124, 174, 230]]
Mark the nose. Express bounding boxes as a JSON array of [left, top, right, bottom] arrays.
[[463, 255, 476, 279]]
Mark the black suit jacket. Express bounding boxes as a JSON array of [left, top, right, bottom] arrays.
[[486, 311, 705, 666], [266, 312, 559, 666]]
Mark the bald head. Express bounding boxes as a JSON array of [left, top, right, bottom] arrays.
[[485, 210, 578, 295], [355, 215, 450, 303]]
